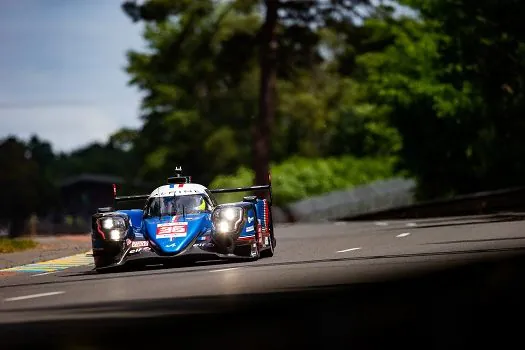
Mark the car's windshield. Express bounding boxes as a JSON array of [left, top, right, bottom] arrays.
[[144, 194, 210, 217]]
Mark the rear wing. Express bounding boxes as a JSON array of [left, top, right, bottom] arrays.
[[209, 173, 273, 205], [110, 184, 149, 210], [106, 172, 273, 211]]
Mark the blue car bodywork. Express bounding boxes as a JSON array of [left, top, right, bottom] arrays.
[[90, 170, 276, 271]]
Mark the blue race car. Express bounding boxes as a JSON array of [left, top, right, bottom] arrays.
[[90, 167, 276, 271]]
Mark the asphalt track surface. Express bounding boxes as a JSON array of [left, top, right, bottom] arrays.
[[2, 214, 525, 349]]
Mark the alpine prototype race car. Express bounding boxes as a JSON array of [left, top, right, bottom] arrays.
[[90, 167, 276, 271]]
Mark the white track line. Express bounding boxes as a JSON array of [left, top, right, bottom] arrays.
[[396, 232, 411, 238], [374, 222, 389, 226], [336, 247, 362, 253], [406, 223, 417, 227], [4, 291, 65, 302], [210, 267, 239, 272], [31, 271, 56, 277]]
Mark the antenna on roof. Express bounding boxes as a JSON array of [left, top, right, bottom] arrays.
[[167, 166, 190, 184]]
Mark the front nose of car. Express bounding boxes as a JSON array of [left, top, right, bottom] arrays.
[[145, 214, 208, 254]]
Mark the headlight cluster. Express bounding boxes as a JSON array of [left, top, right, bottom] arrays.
[[98, 216, 127, 241], [212, 207, 244, 234]]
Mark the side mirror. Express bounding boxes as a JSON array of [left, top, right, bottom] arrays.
[[243, 196, 257, 203]]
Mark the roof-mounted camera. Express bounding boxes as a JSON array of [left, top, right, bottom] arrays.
[[168, 166, 192, 184]]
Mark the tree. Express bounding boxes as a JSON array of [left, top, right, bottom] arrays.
[[108, 128, 138, 152], [27, 135, 60, 215], [352, 0, 525, 199], [400, 0, 525, 193], [120, 0, 377, 187], [0, 137, 41, 237], [53, 141, 138, 180], [122, 0, 260, 184], [253, 0, 278, 189]]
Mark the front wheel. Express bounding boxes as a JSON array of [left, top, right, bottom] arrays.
[[93, 254, 115, 271], [260, 221, 276, 258], [260, 234, 275, 258], [232, 241, 260, 260]]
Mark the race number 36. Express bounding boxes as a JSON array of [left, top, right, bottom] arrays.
[[156, 222, 188, 238]]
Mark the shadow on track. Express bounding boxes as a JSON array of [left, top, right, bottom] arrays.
[[3, 246, 525, 291], [3, 249, 525, 349], [68, 254, 242, 277]]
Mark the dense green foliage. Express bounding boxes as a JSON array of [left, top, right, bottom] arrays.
[[2, 0, 525, 235], [210, 156, 398, 205]]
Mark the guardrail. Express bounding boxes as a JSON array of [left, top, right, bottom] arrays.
[[272, 178, 417, 222], [272, 180, 525, 223], [344, 186, 525, 221]]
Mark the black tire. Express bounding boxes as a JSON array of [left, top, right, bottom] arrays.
[[232, 241, 259, 260], [260, 216, 275, 257], [93, 255, 114, 270], [260, 232, 275, 258]]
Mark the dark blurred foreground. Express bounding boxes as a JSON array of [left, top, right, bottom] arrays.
[[2, 251, 525, 349]]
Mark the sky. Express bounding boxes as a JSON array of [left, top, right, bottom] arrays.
[[0, 0, 146, 153]]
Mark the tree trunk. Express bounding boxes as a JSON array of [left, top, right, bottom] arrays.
[[253, 0, 278, 193], [8, 217, 26, 238]]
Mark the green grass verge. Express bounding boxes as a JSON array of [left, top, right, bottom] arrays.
[[0, 237, 38, 253]]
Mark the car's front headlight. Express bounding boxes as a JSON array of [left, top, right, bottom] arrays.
[[98, 216, 127, 241], [212, 207, 244, 234]]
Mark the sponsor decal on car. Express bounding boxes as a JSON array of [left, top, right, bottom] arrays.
[[156, 222, 188, 238], [129, 246, 151, 254], [131, 240, 149, 248]]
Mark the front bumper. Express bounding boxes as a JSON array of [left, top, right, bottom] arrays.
[[92, 236, 226, 270], [92, 231, 259, 270]]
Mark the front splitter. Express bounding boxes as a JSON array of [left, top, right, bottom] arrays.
[[95, 244, 222, 271]]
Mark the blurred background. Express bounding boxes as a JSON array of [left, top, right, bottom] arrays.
[[1, 0, 524, 237]]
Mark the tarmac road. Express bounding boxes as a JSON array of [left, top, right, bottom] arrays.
[[2, 214, 525, 349]]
